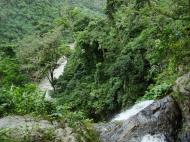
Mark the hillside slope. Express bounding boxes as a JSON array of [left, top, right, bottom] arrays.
[[55, 0, 190, 121]]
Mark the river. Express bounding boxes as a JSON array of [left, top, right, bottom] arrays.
[[39, 43, 75, 101]]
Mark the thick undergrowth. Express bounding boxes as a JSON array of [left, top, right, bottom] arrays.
[[55, 0, 190, 122]]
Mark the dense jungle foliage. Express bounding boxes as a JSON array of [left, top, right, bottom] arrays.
[[56, 0, 190, 121], [0, 0, 106, 117], [0, 0, 190, 126]]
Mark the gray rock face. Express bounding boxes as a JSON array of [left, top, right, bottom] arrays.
[[173, 72, 190, 96], [0, 116, 77, 142], [173, 72, 190, 142], [95, 96, 181, 142]]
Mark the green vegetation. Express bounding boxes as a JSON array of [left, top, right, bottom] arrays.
[[55, 0, 190, 121], [0, 0, 106, 124], [0, 84, 51, 116], [1, 0, 190, 139], [142, 83, 172, 100]]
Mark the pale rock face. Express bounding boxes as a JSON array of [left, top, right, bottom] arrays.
[[55, 128, 77, 142], [173, 72, 190, 142], [0, 116, 78, 142], [173, 72, 190, 96]]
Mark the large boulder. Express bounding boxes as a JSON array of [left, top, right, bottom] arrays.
[[173, 72, 190, 96], [173, 72, 190, 142], [0, 116, 77, 142], [95, 96, 181, 142]]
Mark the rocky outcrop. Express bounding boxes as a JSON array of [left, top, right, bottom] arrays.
[[95, 96, 181, 142], [173, 72, 190, 96], [0, 116, 77, 142], [173, 72, 190, 142]]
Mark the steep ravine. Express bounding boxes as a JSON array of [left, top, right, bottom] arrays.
[[42, 44, 185, 142], [0, 43, 190, 142]]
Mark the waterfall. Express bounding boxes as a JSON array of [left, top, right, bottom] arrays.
[[112, 100, 154, 121], [110, 100, 168, 142], [53, 57, 68, 79], [39, 56, 67, 101], [39, 43, 75, 101], [39, 57, 67, 91], [141, 134, 166, 142]]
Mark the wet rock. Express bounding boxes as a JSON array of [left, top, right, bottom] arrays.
[[0, 116, 78, 142], [173, 72, 190, 142], [95, 96, 181, 142]]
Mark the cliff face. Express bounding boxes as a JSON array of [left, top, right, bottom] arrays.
[[173, 72, 190, 142]]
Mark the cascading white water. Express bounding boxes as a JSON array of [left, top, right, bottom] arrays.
[[39, 56, 67, 101], [53, 57, 68, 79], [39, 56, 67, 90], [39, 43, 75, 101], [112, 100, 154, 121], [141, 134, 166, 142], [111, 100, 167, 142]]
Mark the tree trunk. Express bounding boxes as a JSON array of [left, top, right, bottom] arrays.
[[47, 67, 56, 92]]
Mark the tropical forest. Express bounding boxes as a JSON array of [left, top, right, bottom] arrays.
[[0, 0, 190, 142]]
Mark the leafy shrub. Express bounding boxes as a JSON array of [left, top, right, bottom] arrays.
[[53, 104, 87, 121], [0, 84, 48, 116], [142, 83, 172, 100], [0, 58, 27, 87], [58, 43, 73, 57]]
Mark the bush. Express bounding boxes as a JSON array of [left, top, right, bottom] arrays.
[[0, 84, 48, 116], [142, 83, 172, 100], [0, 58, 27, 87]]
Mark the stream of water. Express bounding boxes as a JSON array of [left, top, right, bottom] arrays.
[[39, 43, 75, 101], [111, 100, 166, 142], [112, 100, 154, 121], [38, 56, 67, 101], [141, 134, 166, 142]]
